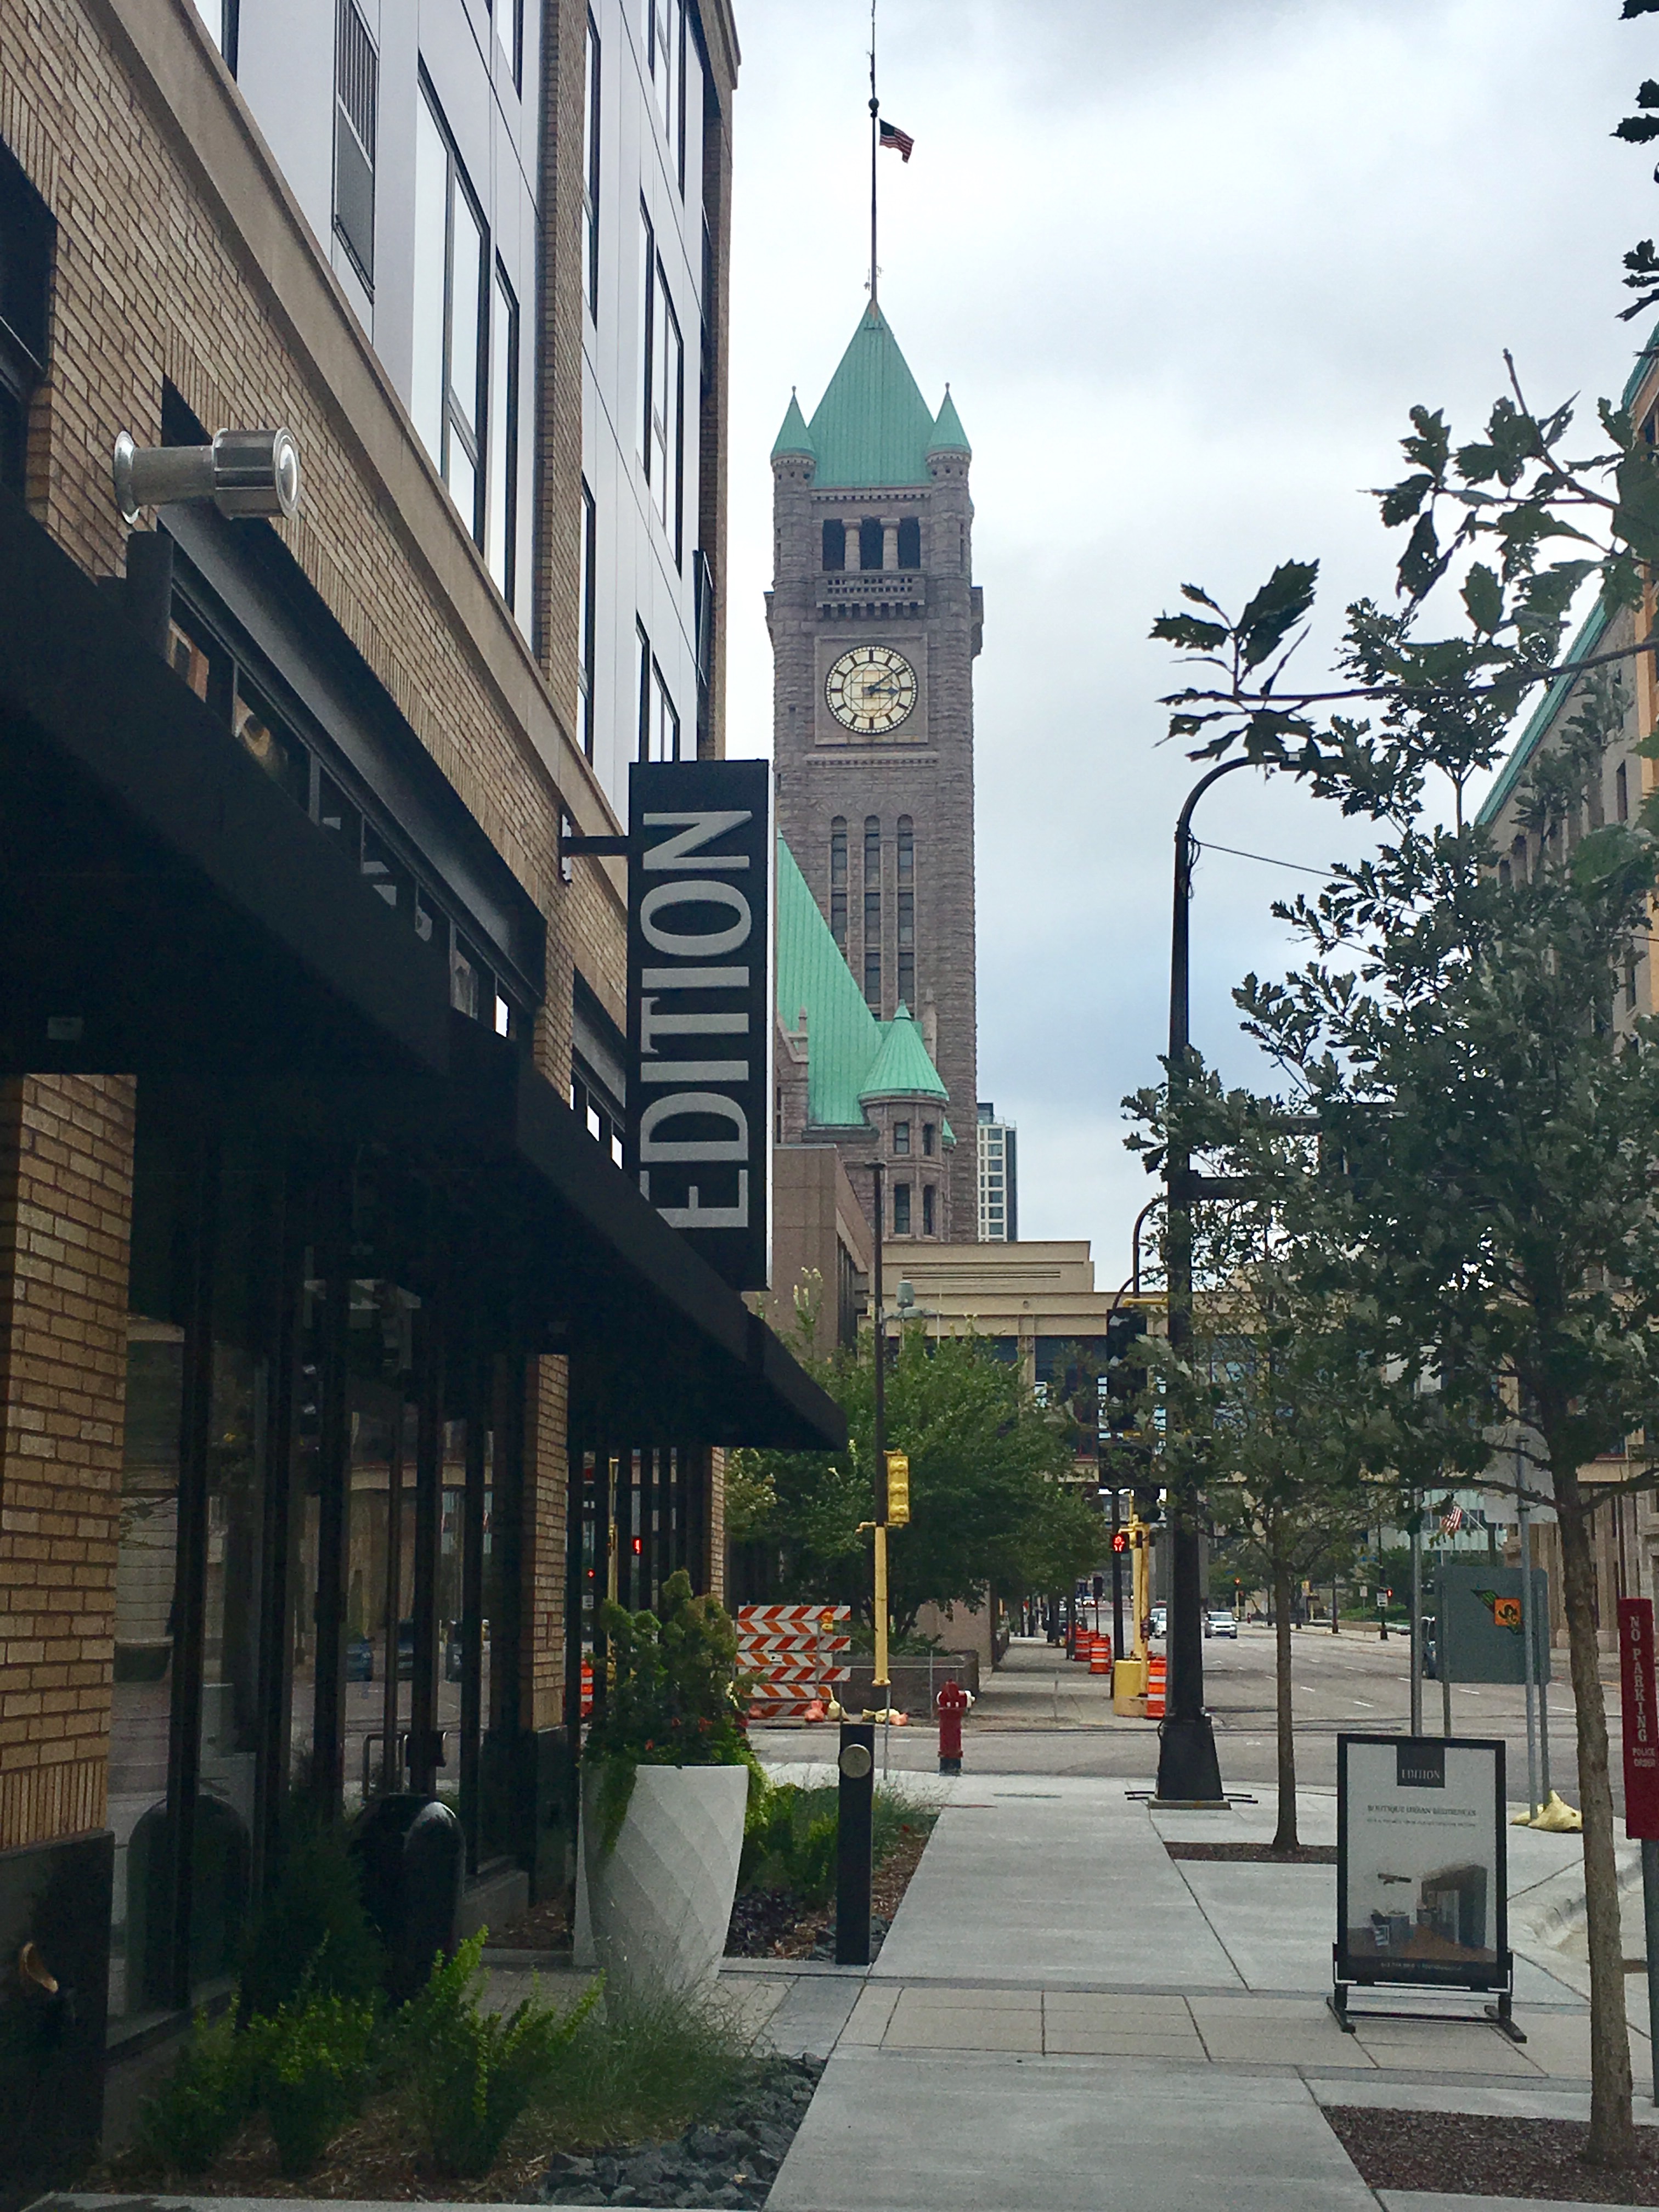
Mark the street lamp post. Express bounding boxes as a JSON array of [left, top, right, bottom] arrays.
[[1156, 755, 1254, 1807], [868, 1158, 890, 1716]]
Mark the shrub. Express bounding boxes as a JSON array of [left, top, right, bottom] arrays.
[[399, 1930, 599, 2177], [259, 1988, 376, 2176], [583, 1570, 757, 1850], [131, 2004, 254, 2175], [740, 1779, 935, 1908], [239, 1804, 383, 2018]]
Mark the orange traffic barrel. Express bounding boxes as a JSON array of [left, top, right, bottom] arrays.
[[1146, 1654, 1167, 1718], [1090, 1636, 1112, 1677], [580, 1658, 594, 1718]]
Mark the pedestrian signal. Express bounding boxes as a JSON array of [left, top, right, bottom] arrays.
[[1111, 1530, 1130, 1555], [884, 1451, 910, 1526], [1092, 1574, 1105, 1600]]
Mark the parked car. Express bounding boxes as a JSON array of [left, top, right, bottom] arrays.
[[1420, 1615, 1438, 1680], [1150, 1606, 1167, 1639], [1207, 1610, 1238, 1639]]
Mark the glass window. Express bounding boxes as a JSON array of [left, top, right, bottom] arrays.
[[922, 1183, 935, 1235], [897, 516, 921, 569], [233, 676, 309, 809], [0, 127, 53, 494], [830, 817, 847, 946], [637, 207, 683, 560], [333, 0, 377, 288], [579, 481, 597, 759], [923, 1122, 935, 1156], [859, 518, 883, 571], [822, 519, 846, 572], [647, 0, 676, 138], [583, 14, 601, 317], [413, 82, 487, 546], [645, 659, 680, 761], [893, 1121, 910, 1155], [896, 817, 915, 1009], [487, 262, 518, 610], [1617, 761, 1630, 822], [863, 816, 881, 1011], [893, 1183, 911, 1236], [494, 0, 520, 86]]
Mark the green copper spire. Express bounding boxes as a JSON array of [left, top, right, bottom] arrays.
[[859, 1005, 949, 1104], [928, 385, 970, 455], [804, 305, 938, 488], [770, 390, 815, 460]]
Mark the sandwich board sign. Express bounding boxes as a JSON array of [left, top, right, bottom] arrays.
[[1331, 1735, 1521, 2040]]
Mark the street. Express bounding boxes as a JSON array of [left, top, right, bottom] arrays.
[[755, 1628, 1606, 1804]]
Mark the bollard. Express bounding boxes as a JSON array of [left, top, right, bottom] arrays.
[[937, 1680, 969, 1774], [835, 1720, 875, 1965]]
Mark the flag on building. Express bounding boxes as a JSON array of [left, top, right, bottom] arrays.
[[879, 119, 914, 161], [1441, 1504, 1464, 1535]]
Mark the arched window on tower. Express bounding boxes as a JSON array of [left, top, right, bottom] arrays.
[[863, 816, 882, 1009], [830, 817, 847, 946], [859, 517, 884, 572], [896, 815, 915, 1009], [822, 518, 846, 572], [897, 517, 921, 569]]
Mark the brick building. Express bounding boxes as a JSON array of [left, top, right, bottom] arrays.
[[0, 2, 840, 2194], [767, 303, 981, 1244]]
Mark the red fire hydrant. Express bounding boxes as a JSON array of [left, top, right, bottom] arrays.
[[937, 1680, 969, 1775]]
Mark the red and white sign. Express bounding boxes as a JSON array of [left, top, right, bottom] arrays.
[[1618, 1597, 1659, 1838]]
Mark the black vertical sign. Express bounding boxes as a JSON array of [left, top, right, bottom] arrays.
[[627, 759, 771, 1291]]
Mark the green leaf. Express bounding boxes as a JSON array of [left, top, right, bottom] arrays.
[[1460, 563, 1503, 634], [1152, 612, 1229, 652], [1397, 512, 1449, 601], [1613, 115, 1659, 142], [1379, 473, 1434, 528], [1402, 407, 1450, 477], [1236, 560, 1319, 670], [1454, 443, 1500, 485]]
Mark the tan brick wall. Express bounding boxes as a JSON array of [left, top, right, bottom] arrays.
[[0, 1075, 134, 1852]]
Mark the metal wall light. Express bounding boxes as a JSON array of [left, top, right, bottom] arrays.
[[112, 427, 301, 526]]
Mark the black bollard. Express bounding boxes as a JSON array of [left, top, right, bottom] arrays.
[[835, 1720, 874, 1966]]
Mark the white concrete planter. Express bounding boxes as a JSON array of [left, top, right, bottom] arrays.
[[581, 1760, 747, 1999]]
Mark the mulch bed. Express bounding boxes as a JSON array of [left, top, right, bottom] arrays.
[[489, 1890, 575, 1952], [1164, 1840, 1337, 1865], [722, 1814, 931, 1961], [1327, 2106, 1659, 2204]]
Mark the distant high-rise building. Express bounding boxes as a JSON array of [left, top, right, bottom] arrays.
[[978, 1101, 1017, 1242]]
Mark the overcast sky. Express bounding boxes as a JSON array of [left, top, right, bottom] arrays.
[[722, 0, 1644, 1285]]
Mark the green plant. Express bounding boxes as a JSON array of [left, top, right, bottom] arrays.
[[259, 1988, 376, 2176], [527, 1974, 753, 2153], [239, 1803, 383, 2018], [583, 1569, 757, 1849], [130, 2003, 255, 2175], [740, 1779, 936, 1908], [399, 1929, 598, 2177]]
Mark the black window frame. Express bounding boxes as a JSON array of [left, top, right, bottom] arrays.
[[332, 0, 378, 291], [0, 133, 54, 497]]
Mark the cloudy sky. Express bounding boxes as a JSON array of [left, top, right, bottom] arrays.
[[721, 0, 1645, 1283]]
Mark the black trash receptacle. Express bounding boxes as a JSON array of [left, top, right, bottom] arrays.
[[351, 1795, 463, 2003]]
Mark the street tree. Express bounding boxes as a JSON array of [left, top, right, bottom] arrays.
[[727, 1326, 1101, 1638]]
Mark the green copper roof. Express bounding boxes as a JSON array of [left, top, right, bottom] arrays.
[[771, 391, 815, 460], [928, 387, 970, 455], [859, 1005, 949, 1103], [1475, 598, 1610, 828], [775, 838, 950, 1127], [804, 305, 939, 488]]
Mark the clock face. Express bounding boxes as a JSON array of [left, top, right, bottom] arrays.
[[824, 645, 918, 736]]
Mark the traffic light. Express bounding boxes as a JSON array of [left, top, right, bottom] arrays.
[[1110, 1530, 1129, 1556], [1092, 1573, 1104, 1600], [884, 1451, 910, 1527]]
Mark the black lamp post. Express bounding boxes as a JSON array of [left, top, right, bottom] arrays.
[[1155, 755, 1254, 1806]]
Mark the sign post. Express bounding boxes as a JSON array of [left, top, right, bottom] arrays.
[[1617, 1597, 1659, 2103]]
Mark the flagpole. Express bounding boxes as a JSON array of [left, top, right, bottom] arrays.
[[869, 0, 878, 308]]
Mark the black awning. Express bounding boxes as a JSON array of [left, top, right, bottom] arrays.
[[0, 487, 844, 1454]]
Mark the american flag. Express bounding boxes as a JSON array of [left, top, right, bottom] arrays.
[[879, 119, 915, 162], [1441, 1504, 1464, 1535]]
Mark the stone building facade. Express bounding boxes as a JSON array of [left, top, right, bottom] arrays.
[[0, 2, 839, 2193], [766, 304, 981, 1242]]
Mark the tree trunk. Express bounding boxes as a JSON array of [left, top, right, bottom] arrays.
[[1557, 1471, 1633, 2166], [1272, 1553, 1298, 1851]]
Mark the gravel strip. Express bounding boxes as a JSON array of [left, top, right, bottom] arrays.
[[1164, 1841, 1337, 1864], [539, 2054, 825, 2208]]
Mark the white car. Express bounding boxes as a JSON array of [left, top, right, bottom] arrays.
[[1150, 1607, 1167, 1638], [1207, 1609, 1238, 1639]]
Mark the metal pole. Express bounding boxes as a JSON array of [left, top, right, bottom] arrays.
[[1110, 1487, 1125, 1666], [1157, 757, 1250, 1805], [1519, 1459, 1539, 1819], [1409, 1494, 1423, 1738], [1643, 1837, 1659, 2104], [869, 1159, 889, 1721]]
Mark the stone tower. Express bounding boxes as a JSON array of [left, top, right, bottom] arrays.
[[767, 304, 981, 1240]]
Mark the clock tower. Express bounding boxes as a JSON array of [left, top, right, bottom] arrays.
[[767, 303, 981, 1240]]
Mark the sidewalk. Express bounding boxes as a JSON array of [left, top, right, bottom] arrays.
[[755, 1776, 1659, 2212]]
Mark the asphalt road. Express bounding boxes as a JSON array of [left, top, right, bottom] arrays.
[[753, 1626, 1607, 1805]]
